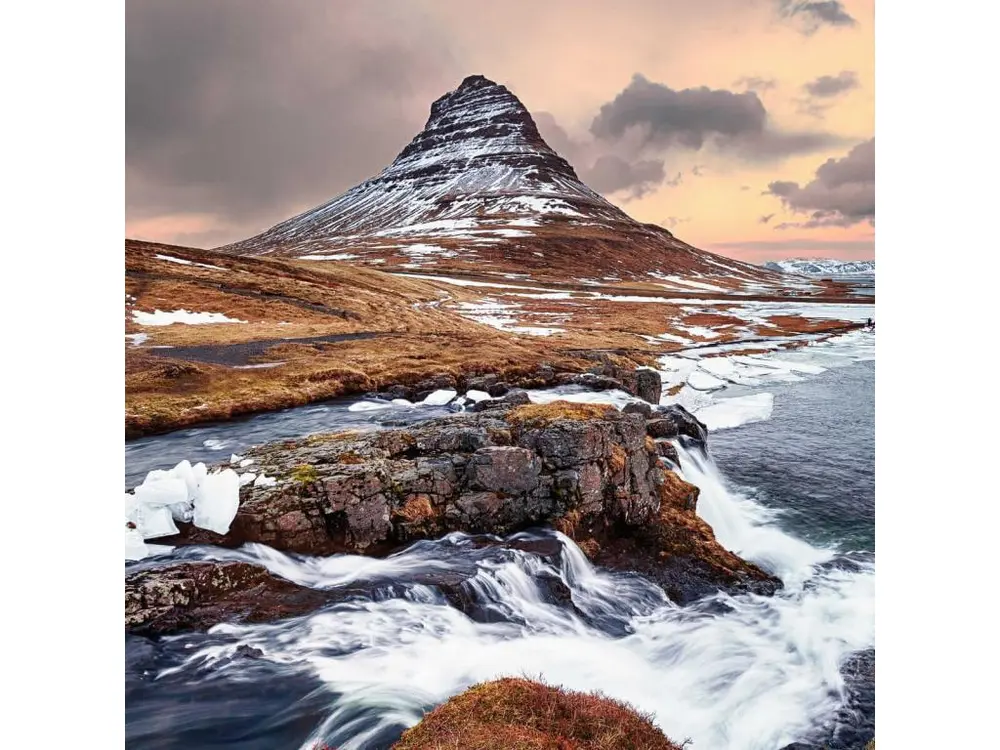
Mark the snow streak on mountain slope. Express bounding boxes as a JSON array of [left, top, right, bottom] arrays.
[[763, 259, 875, 277], [217, 76, 784, 287]]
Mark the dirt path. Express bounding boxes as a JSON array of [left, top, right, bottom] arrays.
[[143, 332, 383, 367]]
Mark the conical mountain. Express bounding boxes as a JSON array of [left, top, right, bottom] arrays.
[[217, 75, 770, 284]]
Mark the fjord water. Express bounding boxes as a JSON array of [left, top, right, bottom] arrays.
[[125, 354, 875, 750]]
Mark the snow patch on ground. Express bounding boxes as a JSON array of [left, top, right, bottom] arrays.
[[298, 253, 360, 261], [154, 254, 226, 271], [132, 309, 248, 326]]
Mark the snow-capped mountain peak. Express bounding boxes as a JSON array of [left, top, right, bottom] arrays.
[[215, 75, 779, 285], [763, 258, 875, 277]]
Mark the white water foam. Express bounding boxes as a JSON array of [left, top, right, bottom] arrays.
[[153, 442, 872, 750]]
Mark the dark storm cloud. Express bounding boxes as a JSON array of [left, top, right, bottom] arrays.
[[589, 74, 840, 161], [804, 71, 859, 97], [766, 138, 874, 228], [126, 0, 461, 241], [776, 1, 857, 33]]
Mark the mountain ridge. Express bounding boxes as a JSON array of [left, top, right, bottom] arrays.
[[763, 258, 875, 276], [216, 75, 778, 287]]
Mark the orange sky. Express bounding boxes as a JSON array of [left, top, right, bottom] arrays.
[[126, 0, 874, 263]]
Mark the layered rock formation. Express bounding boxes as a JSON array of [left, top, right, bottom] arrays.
[[127, 401, 779, 634], [217, 75, 777, 285]]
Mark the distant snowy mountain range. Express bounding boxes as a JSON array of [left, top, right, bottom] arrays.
[[762, 258, 875, 276]]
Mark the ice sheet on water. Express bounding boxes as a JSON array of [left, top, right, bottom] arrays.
[[695, 393, 775, 431], [687, 370, 727, 392]]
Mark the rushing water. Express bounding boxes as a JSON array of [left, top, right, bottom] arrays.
[[125, 341, 875, 749]]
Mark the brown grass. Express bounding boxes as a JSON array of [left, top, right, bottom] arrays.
[[125, 239, 869, 436], [391, 677, 682, 750], [506, 402, 618, 429]]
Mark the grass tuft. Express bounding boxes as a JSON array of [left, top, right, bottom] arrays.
[[392, 677, 683, 750]]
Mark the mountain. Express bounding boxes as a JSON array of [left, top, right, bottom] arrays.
[[217, 75, 775, 286], [763, 258, 875, 276]]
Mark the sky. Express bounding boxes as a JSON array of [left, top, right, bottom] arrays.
[[125, 0, 874, 263]]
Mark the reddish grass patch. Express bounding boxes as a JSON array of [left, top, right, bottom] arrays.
[[391, 677, 682, 750]]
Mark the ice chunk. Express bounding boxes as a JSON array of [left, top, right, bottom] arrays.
[[253, 474, 277, 488], [230, 453, 244, 465], [125, 528, 148, 561], [138, 505, 180, 539], [133, 477, 188, 507], [391, 398, 414, 407], [193, 468, 240, 535], [239, 472, 257, 487], [239, 458, 255, 468], [144, 544, 175, 557], [421, 389, 457, 406], [348, 400, 392, 412], [695, 393, 775, 431], [465, 390, 492, 402], [687, 370, 727, 391]]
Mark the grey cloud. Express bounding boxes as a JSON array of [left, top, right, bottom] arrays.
[[766, 138, 874, 228], [584, 155, 667, 199], [661, 216, 692, 229], [535, 111, 669, 200], [804, 71, 859, 97], [777, 1, 857, 33], [734, 76, 778, 93], [590, 74, 840, 161], [759, 214, 775, 224], [126, 0, 461, 244]]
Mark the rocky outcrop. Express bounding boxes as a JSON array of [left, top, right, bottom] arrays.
[[125, 561, 333, 635], [166, 402, 666, 555], [150, 401, 776, 617]]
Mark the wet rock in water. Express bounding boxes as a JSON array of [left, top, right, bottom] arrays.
[[570, 372, 625, 392], [463, 374, 498, 393], [654, 440, 680, 467], [635, 368, 662, 404], [486, 381, 510, 397], [622, 402, 654, 419], [413, 373, 458, 401], [648, 404, 709, 447], [124, 561, 334, 635], [469, 388, 530, 412]]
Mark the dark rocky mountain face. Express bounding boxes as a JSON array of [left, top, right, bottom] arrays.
[[217, 75, 775, 285]]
